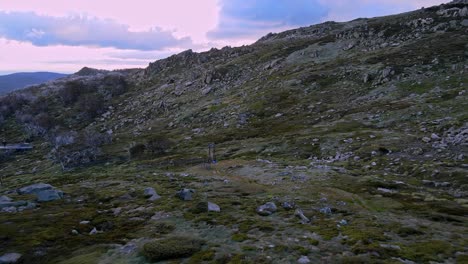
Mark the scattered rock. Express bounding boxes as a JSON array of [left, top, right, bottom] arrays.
[[282, 201, 296, 210], [257, 202, 277, 216], [319, 206, 332, 215], [71, 229, 79, 235], [422, 180, 451, 187], [201, 86, 212, 95], [422, 137, 431, 143], [377, 187, 397, 194], [119, 242, 138, 254], [380, 244, 401, 251], [207, 202, 221, 212], [89, 227, 98, 235], [0, 253, 22, 264], [298, 255, 311, 263], [295, 208, 311, 223], [112, 207, 122, 216], [338, 219, 348, 226], [176, 188, 195, 201]]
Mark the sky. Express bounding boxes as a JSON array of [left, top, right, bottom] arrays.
[[0, 0, 448, 74]]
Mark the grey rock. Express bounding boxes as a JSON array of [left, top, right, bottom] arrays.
[[282, 201, 296, 210], [18, 183, 53, 194], [119, 242, 138, 254], [257, 202, 277, 216], [377, 187, 397, 194], [295, 209, 311, 223], [459, 7, 468, 17], [0, 196, 12, 203], [176, 188, 195, 201], [112, 207, 122, 216], [0, 201, 28, 209], [298, 255, 311, 263], [0, 253, 22, 264], [201, 86, 212, 95], [462, 19, 468, 27], [36, 189, 63, 202], [422, 180, 451, 187], [144, 187, 161, 201], [17, 202, 37, 212], [208, 202, 221, 212], [380, 244, 401, 251], [71, 229, 79, 235], [319, 206, 332, 215], [338, 219, 348, 226], [89, 227, 98, 235], [148, 194, 161, 201], [1, 206, 17, 213]]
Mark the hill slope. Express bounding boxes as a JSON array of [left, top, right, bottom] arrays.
[[0, 72, 68, 94], [0, 2, 467, 263]]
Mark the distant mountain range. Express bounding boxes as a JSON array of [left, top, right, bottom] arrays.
[[0, 72, 68, 95]]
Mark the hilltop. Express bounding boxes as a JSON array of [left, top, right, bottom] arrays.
[[0, 1, 467, 263]]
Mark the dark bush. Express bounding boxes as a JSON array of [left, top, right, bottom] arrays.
[[0, 93, 32, 116], [99, 74, 128, 98], [84, 128, 112, 147], [129, 144, 146, 158], [146, 135, 173, 155], [58, 81, 83, 105], [33, 112, 54, 130], [28, 96, 50, 115], [142, 236, 205, 261], [77, 93, 105, 120], [53, 146, 101, 170]]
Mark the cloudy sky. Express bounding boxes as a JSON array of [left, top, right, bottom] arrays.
[[0, 0, 448, 74]]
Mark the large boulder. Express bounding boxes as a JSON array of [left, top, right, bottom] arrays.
[[18, 183, 54, 195], [0, 253, 22, 264], [144, 187, 161, 201], [208, 202, 221, 212], [0, 196, 12, 203], [257, 202, 277, 216], [36, 189, 63, 202]]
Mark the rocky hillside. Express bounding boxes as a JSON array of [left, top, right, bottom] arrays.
[[0, 1, 467, 263]]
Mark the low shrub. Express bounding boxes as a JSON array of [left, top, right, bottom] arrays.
[[142, 236, 205, 261]]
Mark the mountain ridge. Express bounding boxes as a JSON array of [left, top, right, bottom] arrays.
[[0, 71, 68, 95]]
